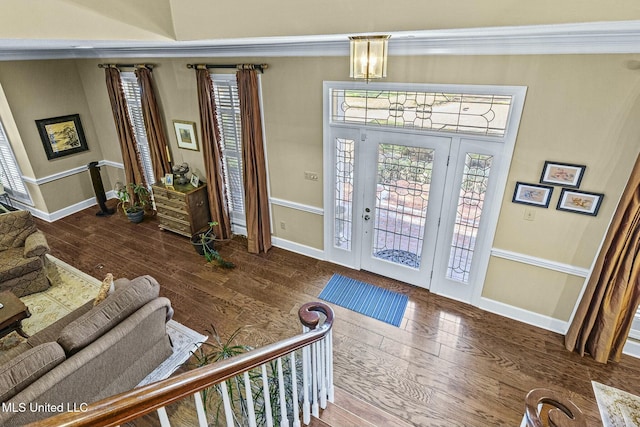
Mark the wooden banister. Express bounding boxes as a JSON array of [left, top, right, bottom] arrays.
[[29, 302, 334, 427], [523, 388, 587, 427]]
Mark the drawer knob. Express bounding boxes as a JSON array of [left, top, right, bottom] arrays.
[[196, 201, 204, 207]]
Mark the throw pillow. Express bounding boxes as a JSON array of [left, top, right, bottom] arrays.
[[93, 273, 114, 306], [0, 342, 65, 402]]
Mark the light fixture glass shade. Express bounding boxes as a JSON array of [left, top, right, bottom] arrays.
[[349, 35, 390, 81]]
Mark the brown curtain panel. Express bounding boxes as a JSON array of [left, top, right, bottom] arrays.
[[565, 153, 640, 363], [104, 67, 147, 187], [237, 69, 272, 254], [196, 67, 232, 239], [135, 66, 171, 181]]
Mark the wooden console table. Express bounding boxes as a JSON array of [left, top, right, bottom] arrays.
[[0, 291, 31, 339], [152, 182, 211, 238]]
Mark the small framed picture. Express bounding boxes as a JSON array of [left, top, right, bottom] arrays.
[[512, 182, 554, 207], [164, 173, 174, 189], [190, 174, 200, 188], [556, 189, 604, 216], [540, 161, 586, 188], [173, 120, 199, 151]]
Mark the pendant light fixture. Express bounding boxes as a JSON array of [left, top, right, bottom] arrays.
[[349, 35, 390, 82]]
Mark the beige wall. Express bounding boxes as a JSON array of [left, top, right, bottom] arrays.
[[0, 52, 639, 322], [0, 60, 105, 213]]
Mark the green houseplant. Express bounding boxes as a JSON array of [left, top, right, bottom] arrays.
[[192, 325, 298, 426], [191, 221, 235, 268], [115, 182, 150, 223]]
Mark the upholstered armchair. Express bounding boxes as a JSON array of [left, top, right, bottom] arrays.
[[0, 211, 51, 297]]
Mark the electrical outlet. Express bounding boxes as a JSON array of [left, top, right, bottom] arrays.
[[280, 221, 286, 230], [524, 208, 535, 221], [304, 171, 319, 181]]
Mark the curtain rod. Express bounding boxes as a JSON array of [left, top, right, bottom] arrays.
[[186, 63, 268, 73], [97, 63, 155, 69]]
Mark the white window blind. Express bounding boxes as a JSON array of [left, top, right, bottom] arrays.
[[211, 74, 246, 227], [120, 72, 155, 186], [0, 118, 30, 203]]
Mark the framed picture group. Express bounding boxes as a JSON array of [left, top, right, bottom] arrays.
[[512, 160, 604, 216]]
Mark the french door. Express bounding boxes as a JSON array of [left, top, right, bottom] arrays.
[[359, 130, 450, 287], [324, 82, 526, 304], [327, 128, 505, 301]]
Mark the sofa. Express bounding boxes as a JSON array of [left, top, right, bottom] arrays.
[[0, 210, 51, 297], [0, 275, 174, 425]]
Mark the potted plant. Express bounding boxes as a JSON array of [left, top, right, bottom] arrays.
[[115, 182, 150, 223], [191, 222, 235, 269], [191, 325, 298, 426]]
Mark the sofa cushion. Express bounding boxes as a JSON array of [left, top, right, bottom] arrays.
[[57, 275, 160, 354], [0, 342, 65, 402], [0, 211, 37, 251], [0, 248, 42, 282]]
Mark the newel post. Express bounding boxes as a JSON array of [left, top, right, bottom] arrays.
[[298, 302, 334, 425]]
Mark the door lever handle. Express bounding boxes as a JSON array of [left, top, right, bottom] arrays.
[[364, 215, 371, 220]]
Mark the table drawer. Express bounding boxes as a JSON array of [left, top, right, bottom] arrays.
[[156, 205, 189, 222], [153, 186, 186, 203], [157, 214, 191, 237], [154, 194, 186, 211]]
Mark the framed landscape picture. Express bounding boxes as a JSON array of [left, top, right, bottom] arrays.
[[36, 114, 88, 160], [539, 161, 586, 188], [173, 120, 199, 151], [512, 182, 554, 207], [556, 189, 604, 216]]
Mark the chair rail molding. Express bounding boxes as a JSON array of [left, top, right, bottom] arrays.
[[22, 159, 124, 186], [491, 248, 590, 277], [270, 197, 323, 215]]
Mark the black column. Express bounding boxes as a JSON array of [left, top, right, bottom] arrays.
[[88, 162, 115, 216]]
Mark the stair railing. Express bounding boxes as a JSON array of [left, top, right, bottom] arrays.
[[30, 302, 334, 427], [520, 388, 587, 427]]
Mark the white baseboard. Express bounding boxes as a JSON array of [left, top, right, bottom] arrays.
[[18, 191, 118, 222], [271, 236, 325, 261], [479, 297, 569, 335]]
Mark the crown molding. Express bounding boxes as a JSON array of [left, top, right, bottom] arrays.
[[1, 20, 640, 61]]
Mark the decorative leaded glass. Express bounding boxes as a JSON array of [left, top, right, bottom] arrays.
[[447, 153, 493, 282], [372, 144, 434, 269], [334, 138, 354, 251], [331, 90, 511, 137]]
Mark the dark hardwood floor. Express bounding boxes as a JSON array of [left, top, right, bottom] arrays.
[[35, 202, 640, 426]]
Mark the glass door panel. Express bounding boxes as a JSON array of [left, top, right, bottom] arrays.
[[371, 144, 435, 269], [360, 131, 450, 288]]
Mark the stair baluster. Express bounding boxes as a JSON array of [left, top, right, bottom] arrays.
[[277, 357, 290, 427], [192, 391, 208, 427], [243, 371, 258, 427], [318, 340, 327, 409], [302, 325, 311, 424], [326, 331, 334, 402], [291, 351, 301, 427], [311, 340, 320, 417]]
